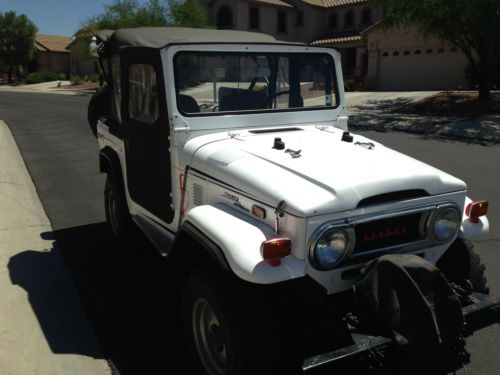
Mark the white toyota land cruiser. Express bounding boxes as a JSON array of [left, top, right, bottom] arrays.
[[89, 27, 498, 375]]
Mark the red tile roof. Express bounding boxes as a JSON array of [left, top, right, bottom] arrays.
[[35, 34, 72, 54], [311, 35, 363, 45], [299, 0, 367, 7]]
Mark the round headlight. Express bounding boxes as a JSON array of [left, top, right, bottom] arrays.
[[434, 208, 460, 241], [311, 229, 348, 269]]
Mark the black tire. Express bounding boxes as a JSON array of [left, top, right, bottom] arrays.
[[182, 270, 284, 375], [437, 238, 489, 294], [104, 174, 138, 248]]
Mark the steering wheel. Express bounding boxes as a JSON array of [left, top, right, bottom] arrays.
[[248, 76, 259, 91]]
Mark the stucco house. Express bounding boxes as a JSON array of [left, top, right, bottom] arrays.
[[66, 38, 97, 77], [30, 34, 71, 76], [201, 0, 471, 90]]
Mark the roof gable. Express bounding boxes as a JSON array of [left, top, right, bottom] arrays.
[[35, 34, 72, 53]]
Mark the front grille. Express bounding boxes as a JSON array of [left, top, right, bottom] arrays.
[[353, 213, 425, 254]]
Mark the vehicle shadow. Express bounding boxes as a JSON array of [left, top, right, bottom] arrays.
[[10, 222, 188, 375], [8, 246, 104, 359]]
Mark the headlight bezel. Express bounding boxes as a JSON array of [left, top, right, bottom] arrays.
[[309, 226, 352, 270], [432, 206, 461, 242]]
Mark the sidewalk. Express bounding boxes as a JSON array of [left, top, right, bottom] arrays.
[[0, 121, 110, 374], [0, 81, 93, 96]]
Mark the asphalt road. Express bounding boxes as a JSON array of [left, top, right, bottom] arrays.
[[1, 91, 499, 374]]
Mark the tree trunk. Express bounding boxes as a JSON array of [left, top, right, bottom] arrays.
[[7, 65, 14, 84], [478, 49, 494, 102]]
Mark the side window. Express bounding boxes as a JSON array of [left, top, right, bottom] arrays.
[[128, 64, 159, 124]]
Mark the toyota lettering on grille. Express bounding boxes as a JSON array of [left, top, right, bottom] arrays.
[[363, 226, 407, 242]]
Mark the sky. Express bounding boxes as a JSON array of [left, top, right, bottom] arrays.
[[0, 0, 140, 37]]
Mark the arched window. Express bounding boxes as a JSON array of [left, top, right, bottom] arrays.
[[426, 48, 433, 54], [404, 50, 410, 55], [382, 52, 389, 57], [393, 51, 400, 56], [361, 7, 372, 24], [344, 10, 354, 28], [415, 49, 422, 55], [329, 12, 338, 29], [216, 6, 233, 30]]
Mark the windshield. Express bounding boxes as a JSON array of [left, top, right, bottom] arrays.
[[174, 52, 339, 115]]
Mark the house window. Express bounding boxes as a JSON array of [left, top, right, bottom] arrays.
[[393, 51, 400, 56], [128, 64, 159, 124], [382, 52, 389, 57], [249, 7, 260, 29], [296, 10, 304, 26], [438, 48, 445, 53], [415, 49, 422, 55], [426, 48, 433, 54], [277, 11, 287, 33], [361, 7, 372, 24], [404, 50, 410, 55], [329, 13, 338, 29], [344, 10, 354, 28], [216, 6, 233, 29]]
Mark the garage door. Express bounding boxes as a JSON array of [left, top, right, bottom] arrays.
[[378, 48, 469, 91]]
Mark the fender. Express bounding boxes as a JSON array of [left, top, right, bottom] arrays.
[[100, 146, 124, 189], [182, 203, 306, 284], [459, 197, 490, 239]]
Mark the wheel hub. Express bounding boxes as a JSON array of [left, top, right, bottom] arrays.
[[192, 298, 227, 375]]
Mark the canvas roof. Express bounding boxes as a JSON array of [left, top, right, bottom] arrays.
[[96, 27, 284, 51]]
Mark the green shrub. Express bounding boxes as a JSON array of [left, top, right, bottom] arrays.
[[70, 75, 83, 85], [89, 74, 100, 83], [58, 72, 67, 81], [25, 71, 59, 84]]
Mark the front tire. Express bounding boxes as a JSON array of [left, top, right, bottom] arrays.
[[438, 238, 489, 294], [182, 271, 284, 375]]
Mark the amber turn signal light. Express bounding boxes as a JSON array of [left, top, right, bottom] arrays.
[[466, 200, 488, 224], [261, 238, 292, 267]]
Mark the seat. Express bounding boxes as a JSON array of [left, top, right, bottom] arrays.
[[218, 87, 268, 112], [179, 94, 200, 113]]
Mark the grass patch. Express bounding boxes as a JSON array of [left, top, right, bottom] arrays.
[[399, 92, 500, 116]]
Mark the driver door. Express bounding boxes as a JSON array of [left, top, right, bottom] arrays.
[[121, 48, 174, 223]]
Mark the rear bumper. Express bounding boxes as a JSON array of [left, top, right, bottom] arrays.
[[302, 294, 500, 373]]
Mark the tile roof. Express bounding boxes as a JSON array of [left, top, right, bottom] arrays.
[[311, 35, 363, 45], [251, 0, 293, 7], [300, 0, 368, 8], [35, 34, 72, 53]]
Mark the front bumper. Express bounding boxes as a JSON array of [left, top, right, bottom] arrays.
[[302, 293, 500, 373]]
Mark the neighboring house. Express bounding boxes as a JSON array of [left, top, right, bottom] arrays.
[[201, 0, 471, 90], [362, 24, 469, 91], [66, 38, 97, 76], [31, 34, 71, 76]]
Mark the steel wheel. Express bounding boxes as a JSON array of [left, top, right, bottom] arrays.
[[192, 297, 227, 375]]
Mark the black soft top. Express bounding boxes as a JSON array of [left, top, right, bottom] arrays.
[[96, 27, 284, 51]]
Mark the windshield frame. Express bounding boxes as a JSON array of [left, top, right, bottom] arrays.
[[172, 47, 341, 118]]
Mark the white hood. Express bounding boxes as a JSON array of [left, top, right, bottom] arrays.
[[186, 126, 466, 217]]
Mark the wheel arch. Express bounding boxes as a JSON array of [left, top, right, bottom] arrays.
[[177, 204, 306, 285], [100, 146, 125, 191]]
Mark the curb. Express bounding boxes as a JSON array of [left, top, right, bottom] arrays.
[[0, 120, 110, 375]]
